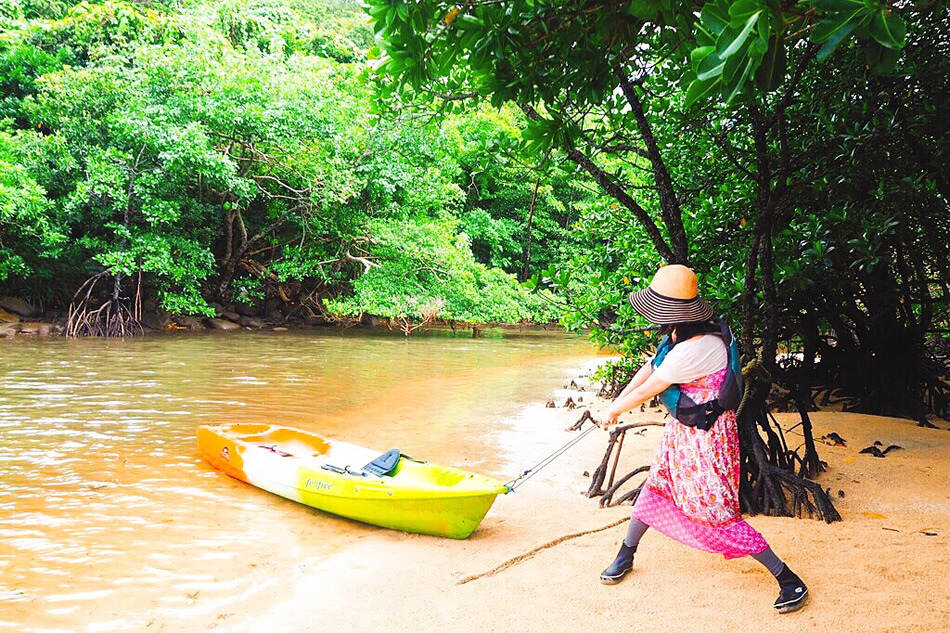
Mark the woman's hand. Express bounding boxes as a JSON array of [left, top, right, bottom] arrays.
[[602, 406, 621, 427]]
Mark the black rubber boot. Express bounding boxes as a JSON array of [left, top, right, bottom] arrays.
[[774, 565, 808, 613], [600, 543, 635, 585]]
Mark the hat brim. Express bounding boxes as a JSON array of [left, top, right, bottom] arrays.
[[629, 287, 714, 325]]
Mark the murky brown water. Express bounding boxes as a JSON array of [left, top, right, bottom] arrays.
[[0, 327, 598, 632]]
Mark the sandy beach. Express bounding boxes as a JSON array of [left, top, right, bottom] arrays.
[[224, 370, 950, 633]]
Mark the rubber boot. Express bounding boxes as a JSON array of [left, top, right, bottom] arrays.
[[600, 543, 635, 585], [774, 565, 808, 613]]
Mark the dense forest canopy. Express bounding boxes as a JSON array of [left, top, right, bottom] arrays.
[[2, 0, 946, 389], [0, 0, 591, 330], [366, 0, 948, 416]]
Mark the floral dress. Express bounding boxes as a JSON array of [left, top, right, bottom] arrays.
[[631, 367, 768, 559]]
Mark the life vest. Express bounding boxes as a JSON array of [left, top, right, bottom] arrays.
[[651, 317, 743, 431]]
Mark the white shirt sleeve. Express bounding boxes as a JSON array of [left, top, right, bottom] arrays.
[[653, 335, 728, 384]]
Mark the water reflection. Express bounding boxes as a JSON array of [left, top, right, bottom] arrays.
[[0, 328, 597, 632]]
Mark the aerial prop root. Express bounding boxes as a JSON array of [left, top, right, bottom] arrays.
[[66, 270, 144, 338], [573, 419, 663, 502]]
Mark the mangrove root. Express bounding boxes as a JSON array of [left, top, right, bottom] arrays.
[[66, 271, 144, 338], [739, 379, 841, 523], [599, 466, 649, 507], [585, 421, 663, 499], [567, 410, 593, 431]]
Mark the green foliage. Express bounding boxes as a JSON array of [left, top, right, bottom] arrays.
[[0, 127, 66, 281], [366, 0, 921, 120], [0, 0, 567, 327], [444, 105, 583, 277], [688, 0, 912, 104], [215, 0, 366, 62], [325, 219, 560, 324], [368, 0, 948, 423], [591, 356, 641, 398]]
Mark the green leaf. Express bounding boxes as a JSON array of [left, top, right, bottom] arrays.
[[865, 41, 901, 74], [721, 47, 745, 84], [812, 9, 870, 61], [700, 0, 731, 36], [684, 76, 719, 107], [722, 56, 755, 104], [718, 11, 761, 59], [456, 14, 485, 29], [754, 34, 786, 91], [697, 50, 726, 80], [690, 45, 716, 68], [811, 0, 864, 11], [728, 0, 762, 20], [628, 0, 660, 20], [868, 10, 906, 50]]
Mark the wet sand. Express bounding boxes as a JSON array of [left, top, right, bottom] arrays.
[[232, 375, 950, 633]]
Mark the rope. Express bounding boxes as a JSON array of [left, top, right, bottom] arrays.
[[457, 516, 630, 585], [736, 357, 775, 418], [736, 358, 762, 418], [504, 424, 600, 491]]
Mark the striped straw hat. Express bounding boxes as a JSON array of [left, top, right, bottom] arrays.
[[628, 264, 714, 325]]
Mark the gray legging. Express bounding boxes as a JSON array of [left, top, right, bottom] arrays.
[[623, 517, 785, 576]]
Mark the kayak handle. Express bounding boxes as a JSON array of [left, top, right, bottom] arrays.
[[320, 463, 368, 477]]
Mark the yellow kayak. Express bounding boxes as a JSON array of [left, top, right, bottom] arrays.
[[197, 423, 509, 539]]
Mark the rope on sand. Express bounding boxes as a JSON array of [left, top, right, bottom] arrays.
[[456, 516, 630, 585]]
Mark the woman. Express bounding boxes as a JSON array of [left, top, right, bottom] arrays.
[[599, 264, 808, 614]]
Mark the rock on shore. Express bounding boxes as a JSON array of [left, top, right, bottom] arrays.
[[207, 318, 242, 331], [0, 296, 39, 318]]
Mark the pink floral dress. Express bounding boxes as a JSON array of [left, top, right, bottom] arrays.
[[631, 368, 768, 559]]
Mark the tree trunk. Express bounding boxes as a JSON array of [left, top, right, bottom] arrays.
[[617, 69, 689, 263], [521, 175, 542, 281], [217, 209, 248, 302]]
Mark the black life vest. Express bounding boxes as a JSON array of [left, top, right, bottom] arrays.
[[651, 317, 743, 431]]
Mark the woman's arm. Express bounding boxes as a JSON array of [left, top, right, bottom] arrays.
[[615, 360, 654, 400], [603, 371, 672, 427]]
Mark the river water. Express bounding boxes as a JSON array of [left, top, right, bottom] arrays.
[[0, 328, 598, 632]]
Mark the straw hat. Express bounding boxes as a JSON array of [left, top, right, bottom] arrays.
[[628, 264, 714, 325]]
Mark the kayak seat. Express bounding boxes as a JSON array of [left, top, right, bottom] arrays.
[[362, 449, 402, 477]]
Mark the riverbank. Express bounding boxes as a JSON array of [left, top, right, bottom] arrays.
[[0, 294, 561, 339], [230, 367, 949, 633]]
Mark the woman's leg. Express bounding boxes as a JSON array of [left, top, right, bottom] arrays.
[[601, 517, 649, 584], [624, 517, 650, 548], [750, 547, 785, 575], [750, 547, 809, 613]]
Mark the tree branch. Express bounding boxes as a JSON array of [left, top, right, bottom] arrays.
[[518, 103, 675, 262], [345, 247, 381, 275], [616, 68, 689, 263]]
